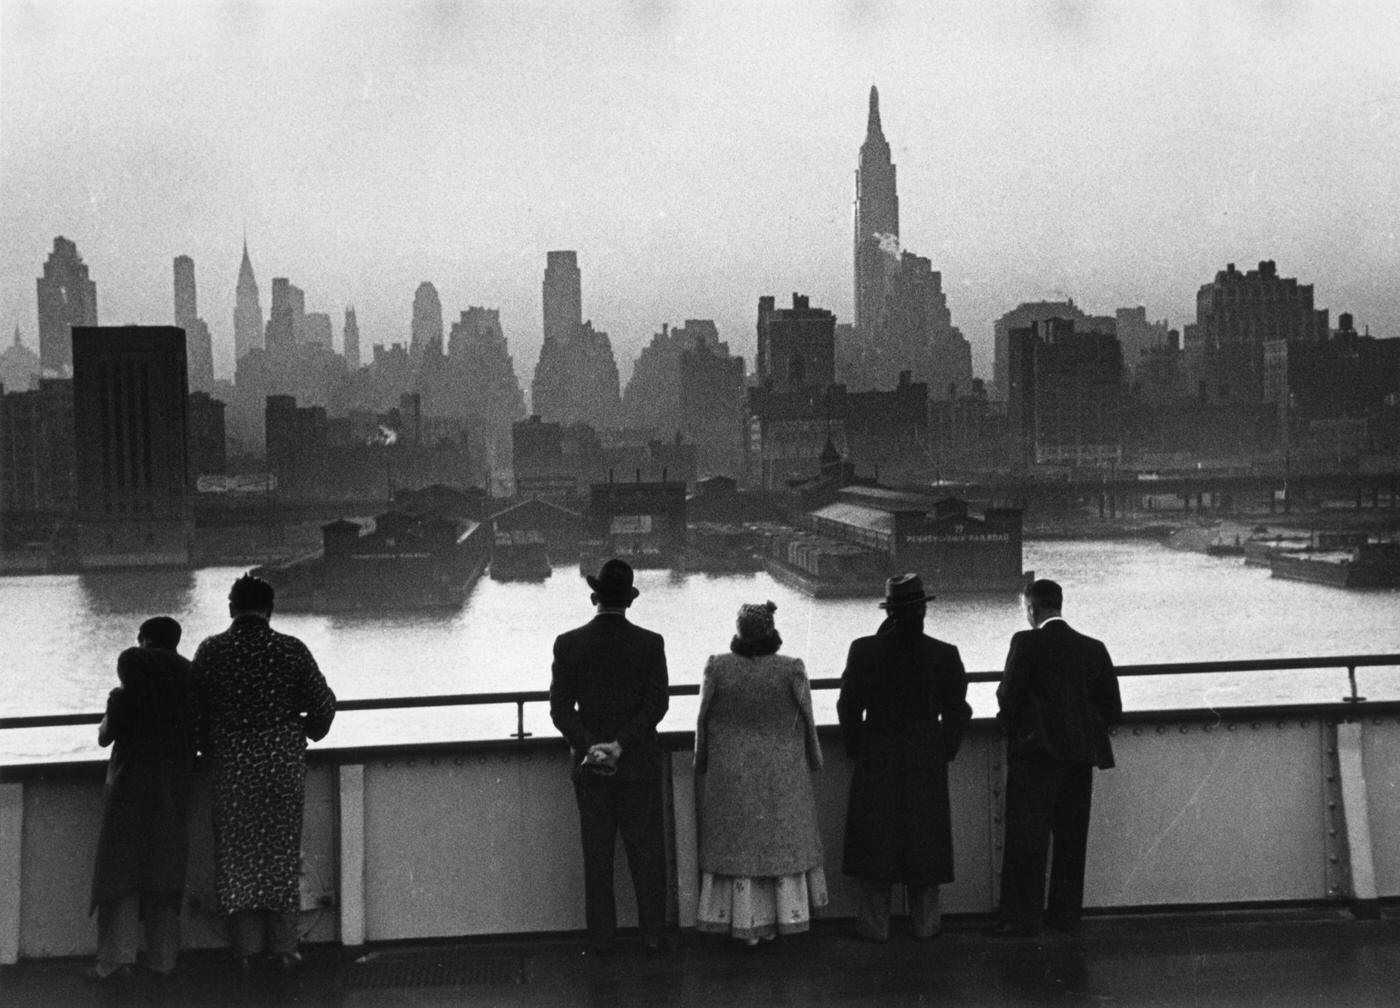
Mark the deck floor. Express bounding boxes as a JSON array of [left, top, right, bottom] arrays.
[[4, 907, 1399, 1007]]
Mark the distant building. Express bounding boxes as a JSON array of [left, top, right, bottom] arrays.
[[992, 300, 1115, 403], [0, 378, 75, 515], [679, 330, 747, 480], [1115, 306, 1172, 382], [233, 239, 264, 362], [36, 236, 98, 375], [757, 293, 836, 392], [344, 307, 362, 371], [446, 306, 527, 469], [174, 255, 215, 391], [1007, 318, 1123, 467], [187, 390, 228, 478], [411, 282, 444, 358], [542, 250, 582, 346], [1, 328, 41, 393], [71, 326, 192, 567], [265, 278, 302, 356]]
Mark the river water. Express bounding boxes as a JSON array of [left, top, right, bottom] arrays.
[[3, 539, 1397, 764]]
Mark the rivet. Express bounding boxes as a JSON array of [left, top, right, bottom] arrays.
[[1252, 723, 1261, 730], [1329, 856, 1339, 863], [1326, 750, 1337, 756], [1326, 775, 1336, 783], [1300, 721, 1309, 728], [1179, 725, 1190, 734], [1203, 725, 1213, 734], [1226, 724, 1237, 732], [1133, 727, 1142, 736], [1156, 725, 1167, 735], [1328, 802, 1338, 810]]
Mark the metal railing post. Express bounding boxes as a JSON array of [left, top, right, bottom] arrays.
[[1342, 665, 1366, 704], [514, 700, 531, 740]]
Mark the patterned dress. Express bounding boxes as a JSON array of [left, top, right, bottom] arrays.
[[191, 614, 336, 916]]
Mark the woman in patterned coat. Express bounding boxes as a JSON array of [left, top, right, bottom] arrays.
[[191, 573, 335, 969], [694, 602, 827, 945]]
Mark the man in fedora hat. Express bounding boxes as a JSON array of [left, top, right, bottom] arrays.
[[983, 578, 1121, 937], [549, 558, 670, 955], [837, 573, 972, 941]]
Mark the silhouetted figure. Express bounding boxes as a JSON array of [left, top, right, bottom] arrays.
[[984, 578, 1122, 937], [191, 574, 335, 971], [89, 616, 197, 984], [695, 601, 827, 945], [838, 574, 971, 941], [549, 559, 669, 955]]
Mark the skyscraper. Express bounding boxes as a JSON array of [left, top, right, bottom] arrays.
[[542, 251, 582, 345], [173, 255, 215, 390], [853, 86, 898, 338], [411, 282, 444, 358], [71, 326, 192, 567], [344, 306, 362, 371], [233, 238, 263, 362], [36, 236, 98, 375]]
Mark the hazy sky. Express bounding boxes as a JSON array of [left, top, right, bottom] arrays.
[[3, 1, 1398, 387]]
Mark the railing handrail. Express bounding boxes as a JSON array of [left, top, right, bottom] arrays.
[[3, 652, 1396, 732]]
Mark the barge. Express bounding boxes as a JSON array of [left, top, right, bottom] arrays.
[[1269, 540, 1400, 589]]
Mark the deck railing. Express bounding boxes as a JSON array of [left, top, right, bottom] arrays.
[[3, 653, 1396, 743]]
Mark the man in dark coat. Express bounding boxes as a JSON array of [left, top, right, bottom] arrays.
[[549, 558, 670, 956], [89, 616, 197, 982], [984, 578, 1122, 937], [837, 574, 971, 941], [191, 573, 336, 970]]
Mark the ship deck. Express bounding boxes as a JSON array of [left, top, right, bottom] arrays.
[[5, 905, 1399, 1007]]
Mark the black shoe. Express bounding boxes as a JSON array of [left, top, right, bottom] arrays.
[[981, 921, 1039, 938]]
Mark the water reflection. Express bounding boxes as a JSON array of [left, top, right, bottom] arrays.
[[79, 568, 196, 616]]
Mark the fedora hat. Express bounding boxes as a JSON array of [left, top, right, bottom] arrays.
[[586, 558, 639, 601], [879, 572, 933, 609]]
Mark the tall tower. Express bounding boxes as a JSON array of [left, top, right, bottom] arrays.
[[234, 238, 263, 362], [853, 85, 899, 338], [411, 282, 444, 357], [542, 251, 582, 345], [173, 255, 214, 390], [344, 306, 361, 371], [36, 236, 98, 375]]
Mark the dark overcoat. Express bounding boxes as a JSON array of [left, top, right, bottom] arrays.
[[996, 619, 1122, 768], [191, 615, 336, 916], [90, 646, 198, 911], [837, 620, 971, 886], [695, 652, 824, 877], [549, 613, 669, 781]]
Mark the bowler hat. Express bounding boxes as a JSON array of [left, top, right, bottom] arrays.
[[586, 558, 640, 602], [879, 572, 933, 609]]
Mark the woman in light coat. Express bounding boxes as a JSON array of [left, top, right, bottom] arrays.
[[695, 601, 827, 945]]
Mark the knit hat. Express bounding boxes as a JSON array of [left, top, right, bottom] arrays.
[[735, 601, 778, 643]]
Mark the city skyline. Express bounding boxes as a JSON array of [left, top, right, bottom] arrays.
[[3, 1, 1398, 387]]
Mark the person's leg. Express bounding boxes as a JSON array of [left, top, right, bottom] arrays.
[[266, 909, 301, 956], [997, 752, 1057, 930], [908, 884, 942, 939], [1046, 765, 1094, 931], [228, 909, 265, 957], [852, 877, 892, 941], [616, 779, 667, 946], [574, 777, 619, 951], [140, 891, 182, 974], [95, 894, 141, 975]]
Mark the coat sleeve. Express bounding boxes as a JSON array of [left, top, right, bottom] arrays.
[[791, 659, 823, 772], [615, 635, 669, 751], [296, 641, 337, 742], [98, 686, 128, 748], [995, 632, 1026, 735], [836, 641, 864, 759], [693, 657, 716, 774], [1091, 641, 1122, 727], [548, 635, 592, 754], [938, 646, 973, 762]]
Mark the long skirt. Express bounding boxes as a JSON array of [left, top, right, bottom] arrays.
[[696, 867, 828, 940]]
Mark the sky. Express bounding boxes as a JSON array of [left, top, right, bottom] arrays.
[[3, 0, 1398, 388]]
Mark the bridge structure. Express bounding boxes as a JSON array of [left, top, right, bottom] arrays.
[[3, 654, 1400, 971]]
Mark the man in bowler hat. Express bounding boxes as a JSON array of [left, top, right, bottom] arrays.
[[550, 558, 670, 955], [838, 573, 971, 941], [984, 578, 1122, 937]]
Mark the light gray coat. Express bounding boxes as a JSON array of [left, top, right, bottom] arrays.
[[695, 652, 824, 877]]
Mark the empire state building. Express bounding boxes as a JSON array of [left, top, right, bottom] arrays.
[[853, 85, 899, 338]]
